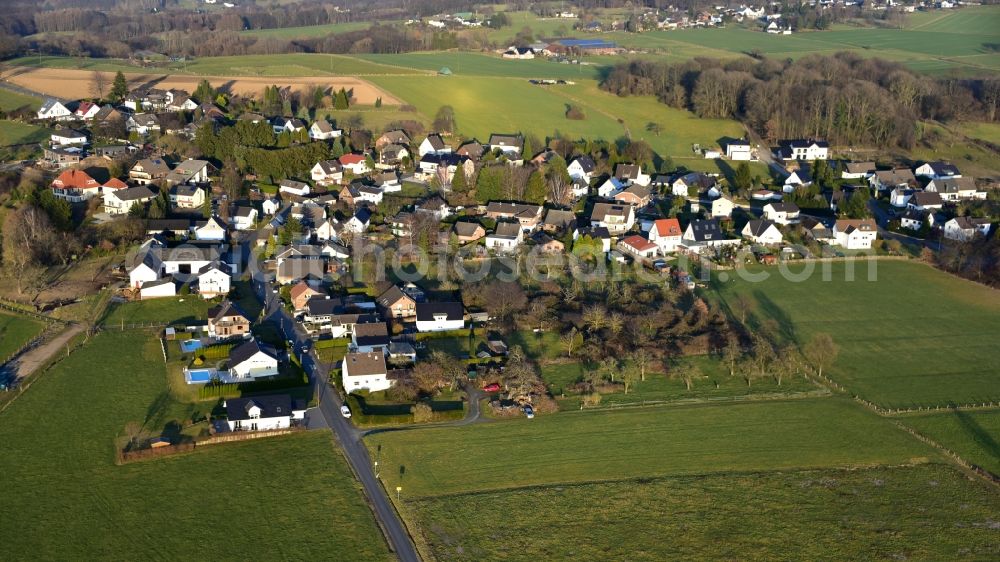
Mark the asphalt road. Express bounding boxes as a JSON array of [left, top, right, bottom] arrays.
[[239, 222, 420, 562]]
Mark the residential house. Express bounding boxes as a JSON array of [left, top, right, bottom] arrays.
[[415, 302, 465, 332], [103, 185, 156, 215], [487, 134, 523, 156], [573, 226, 612, 253], [225, 394, 302, 432], [783, 168, 812, 193], [456, 140, 484, 161], [671, 172, 716, 197], [682, 219, 739, 252], [339, 154, 370, 175], [127, 113, 161, 135], [50, 169, 101, 202], [899, 208, 926, 231], [309, 119, 342, 140], [193, 216, 228, 241], [801, 217, 834, 244], [416, 195, 450, 220], [196, 262, 231, 298], [50, 129, 87, 146], [530, 231, 564, 253], [614, 184, 653, 207], [344, 207, 372, 233], [169, 184, 206, 210], [165, 159, 212, 185], [943, 217, 992, 241], [590, 202, 635, 235], [207, 300, 250, 339], [313, 219, 342, 242], [614, 163, 651, 187], [762, 202, 800, 225], [272, 117, 306, 135], [37, 98, 72, 121], [618, 235, 658, 259], [776, 139, 829, 161], [925, 177, 984, 201], [870, 168, 917, 192], [378, 143, 410, 168], [352, 322, 390, 354], [907, 191, 944, 211], [262, 198, 280, 216], [485, 202, 543, 231], [342, 351, 392, 392], [130, 158, 171, 185], [833, 219, 877, 249], [725, 139, 752, 161], [711, 196, 735, 218], [567, 156, 596, 183], [841, 161, 876, 180], [541, 209, 577, 235], [43, 146, 82, 168], [232, 206, 258, 230], [139, 277, 177, 299], [454, 221, 486, 244], [890, 187, 916, 208], [485, 221, 524, 252], [376, 286, 417, 319], [228, 339, 279, 380], [742, 219, 783, 245], [597, 177, 626, 198], [418, 153, 471, 183], [648, 218, 683, 254], [290, 282, 324, 311], [914, 161, 961, 180], [502, 46, 536, 59], [279, 179, 311, 197], [311, 160, 344, 185], [375, 130, 411, 151], [419, 133, 451, 156]]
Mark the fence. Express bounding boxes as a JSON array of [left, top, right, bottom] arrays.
[[115, 428, 302, 464], [888, 418, 1000, 488], [198, 427, 300, 446], [852, 396, 1000, 416], [0, 299, 69, 325]]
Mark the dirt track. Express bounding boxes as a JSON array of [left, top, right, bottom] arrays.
[[4, 66, 400, 105]]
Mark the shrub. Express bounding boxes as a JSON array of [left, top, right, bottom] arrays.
[[411, 402, 434, 422], [565, 105, 586, 120]]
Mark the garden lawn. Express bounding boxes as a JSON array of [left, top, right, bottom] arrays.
[[0, 120, 49, 146], [100, 297, 210, 326], [0, 330, 391, 560], [0, 312, 46, 360], [0, 88, 41, 111], [365, 398, 932, 497], [902, 409, 1000, 475], [407, 464, 999, 562], [709, 260, 1000, 409]]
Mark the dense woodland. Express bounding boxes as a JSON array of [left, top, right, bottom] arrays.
[[601, 53, 1000, 148]]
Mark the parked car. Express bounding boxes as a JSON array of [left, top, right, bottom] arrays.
[[523, 405, 534, 419], [483, 383, 501, 392], [340, 405, 352, 418]]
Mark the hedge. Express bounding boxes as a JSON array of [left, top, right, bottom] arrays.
[[414, 327, 476, 341]]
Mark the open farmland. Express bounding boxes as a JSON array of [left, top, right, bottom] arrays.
[[902, 410, 1000, 475], [0, 330, 392, 560], [709, 260, 1000, 409], [0, 120, 48, 147], [4, 65, 401, 105], [241, 21, 373, 39], [407, 464, 999, 561], [366, 398, 932, 497], [0, 312, 46, 360], [356, 52, 604, 80], [0, 87, 41, 111]]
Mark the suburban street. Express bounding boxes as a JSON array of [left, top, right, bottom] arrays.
[[239, 223, 420, 562]]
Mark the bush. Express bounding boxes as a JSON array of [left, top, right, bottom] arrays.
[[565, 105, 586, 120], [411, 402, 434, 422]]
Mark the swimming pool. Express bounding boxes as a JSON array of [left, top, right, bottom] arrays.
[[180, 339, 203, 353], [185, 368, 215, 384]]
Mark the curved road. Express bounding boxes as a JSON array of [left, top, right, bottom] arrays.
[[239, 224, 419, 562]]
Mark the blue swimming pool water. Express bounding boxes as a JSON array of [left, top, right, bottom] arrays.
[[180, 339, 203, 353], [187, 369, 212, 383]]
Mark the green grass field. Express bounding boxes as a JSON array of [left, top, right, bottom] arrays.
[[0, 312, 46, 360], [241, 21, 373, 39], [0, 331, 391, 560], [356, 52, 604, 80], [100, 297, 210, 326], [366, 398, 932, 497], [962, 121, 1000, 144], [407, 464, 998, 561], [903, 410, 1000, 475], [709, 261, 1000, 409], [0, 120, 48, 146], [0, 87, 41, 111]]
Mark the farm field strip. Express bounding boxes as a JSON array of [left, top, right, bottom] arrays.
[[407, 464, 1000, 562], [901, 410, 1000, 475], [365, 398, 934, 497], [0, 312, 46, 360]]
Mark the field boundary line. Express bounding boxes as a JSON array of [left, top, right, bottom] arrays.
[[576, 388, 832, 412], [889, 418, 1000, 488]]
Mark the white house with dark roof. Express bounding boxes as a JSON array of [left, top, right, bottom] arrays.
[[103, 185, 156, 215], [485, 221, 524, 252], [487, 134, 523, 156], [279, 179, 311, 197], [309, 119, 342, 140], [833, 219, 877, 249], [776, 139, 828, 161], [415, 302, 465, 332], [925, 177, 984, 201], [590, 202, 635, 235], [311, 160, 344, 185], [228, 339, 279, 380], [342, 350, 392, 392], [225, 394, 304, 431], [682, 219, 739, 253], [762, 202, 800, 225], [195, 262, 231, 298], [419, 133, 451, 156], [232, 206, 258, 230], [37, 98, 72, 121], [944, 217, 992, 241], [567, 155, 596, 183], [914, 161, 960, 180], [742, 219, 783, 245], [725, 139, 752, 161]]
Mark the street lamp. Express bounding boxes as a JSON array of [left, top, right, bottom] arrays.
[[396, 486, 402, 501]]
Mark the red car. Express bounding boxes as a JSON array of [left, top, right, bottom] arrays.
[[482, 383, 501, 392]]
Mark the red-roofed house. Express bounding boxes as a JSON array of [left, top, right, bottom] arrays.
[[619, 235, 658, 259], [51, 169, 101, 202], [103, 178, 129, 191], [648, 218, 682, 254], [339, 154, 370, 175], [75, 101, 100, 120]]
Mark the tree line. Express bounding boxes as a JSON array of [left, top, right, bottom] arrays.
[[601, 52, 1000, 148]]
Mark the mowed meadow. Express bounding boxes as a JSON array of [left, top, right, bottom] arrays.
[[710, 260, 1000, 409], [0, 330, 392, 560], [408, 464, 1000, 561], [366, 398, 933, 497]]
